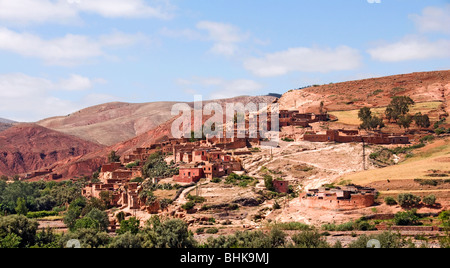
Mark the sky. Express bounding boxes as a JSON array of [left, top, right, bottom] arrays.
[[0, 0, 450, 122]]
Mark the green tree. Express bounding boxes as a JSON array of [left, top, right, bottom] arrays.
[[85, 208, 109, 232], [142, 216, 196, 248], [398, 193, 421, 208], [15, 197, 28, 215], [394, 210, 420, 226], [291, 230, 329, 248], [117, 217, 140, 235], [0, 233, 21, 248], [0, 215, 38, 248], [60, 228, 110, 248], [413, 113, 431, 129], [358, 108, 385, 131], [385, 96, 415, 122], [264, 175, 275, 192], [116, 211, 126, 224], [109, 232, 144, 248], [108, 151, 121, 163], [397, 114, 413, 131]]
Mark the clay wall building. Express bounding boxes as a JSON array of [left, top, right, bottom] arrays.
[[174, 167, 205, 183], [304, 130, 409, 145], [111, 169, 133, 180], [101, 162, 123, 173], [300, 185, 376, 210], [273, 180, 289, 193]]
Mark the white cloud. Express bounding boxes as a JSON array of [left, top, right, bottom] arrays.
[[368, 36, 450, 62], [243, 46, 362, 77], [77, 0, 174, 19], [163, 21, 248, 56], [177, 77, 263, 100], [410, 5, 450, 35], [196, 21, 248, 56], [0, 0, 175, 24], [0, 73, 110, 121], [0, 27, 149, 66]]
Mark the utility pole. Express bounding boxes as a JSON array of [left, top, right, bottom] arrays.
[[362, 138, 366, 170]]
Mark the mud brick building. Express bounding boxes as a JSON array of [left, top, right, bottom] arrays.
[[173, 167, 205, 183], [304, 129, 409, 145], [300, 185, 377, 210], [279, 110, 329, 128], [273, 179, 289, 193]]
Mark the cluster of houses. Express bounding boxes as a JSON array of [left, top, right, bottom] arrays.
[[303, 129, 409, 144], [81, 127, 258, 211], [77, 108, 403, 213]]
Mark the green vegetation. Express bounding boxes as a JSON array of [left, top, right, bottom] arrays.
[[423, 195, 437, 206], [384, 196, 397, 206], [385, 96, 415, 123], [181, 202, 195, 211], [142, 152, 179, 179], [187, 194, 206, 204], [0, 180, 84, 215], [224, 173, 255, 188], [108, 151, 121, 163], [397, 193, 421, 208], [126, 161, 140, 169], [358, 107, 385, 131], [321, 218, 375, 232], [26, 210, 59, 219], [264, 175, 275, 191], [394, 210, 420, 226]]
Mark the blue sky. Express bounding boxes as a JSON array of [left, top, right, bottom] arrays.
[[0, 0, 450, 122]]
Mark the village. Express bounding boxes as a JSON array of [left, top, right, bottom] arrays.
[[74, 106, 412, 231]]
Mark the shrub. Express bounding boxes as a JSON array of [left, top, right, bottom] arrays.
[[26, 211, 59, 219], [384, 197, 397, 206], [273, 201, 281, 210], [291, 230, 329, 248], [264, 175, 275, 192], [181, 202, 195, 211], [423, 195, 437, 206], [394, 210, 420, 226], [398, 193, 421, 208], [206, 228, 219, 234], [187, 195, 206, 204], [211, 178, 222, 183], [130, 177, 144, 183]]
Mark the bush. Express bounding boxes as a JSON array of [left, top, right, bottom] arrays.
[[264, 175, 275, 192], [423, 195, 437, 206], [394, 210, 420, 226], [130, 177, 144, 183], [211, 178, 222, 183], [291, 230, 329, 248], [398, 193, 421, 208], [187, 195, 206, 204], [415, 179, 439, 186], [181, 202, 195, 211], [384, 197, 397, 206], [206, 228, 219, 234], [26, 211, 59, 219]]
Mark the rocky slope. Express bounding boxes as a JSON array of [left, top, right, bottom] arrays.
[[278, 70, 450, 114], [0, 118, 16, 133], [0, 124, 104, 176], [37, 96, 277, 146]]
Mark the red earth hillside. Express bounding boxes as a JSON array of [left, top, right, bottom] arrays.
[[279, 70, 450, 114], [0, 123, 104, 177]]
